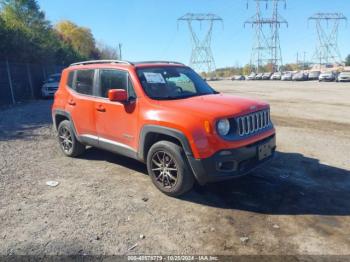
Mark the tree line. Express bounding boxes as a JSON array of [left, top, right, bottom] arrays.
[[0, 0, 119, 65]]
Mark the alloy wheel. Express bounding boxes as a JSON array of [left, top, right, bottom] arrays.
[[58, 126, 73, 153], [151, 151, 178, 189]]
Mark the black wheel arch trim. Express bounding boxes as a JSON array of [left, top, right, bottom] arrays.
[[52, 109, 81, 142], [138, 125, 206, 184], [138, 125, 194, 162]]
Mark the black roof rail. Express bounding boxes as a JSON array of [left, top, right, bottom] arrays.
[[133, 61, 185, 65], [70, 60, 133, 66]]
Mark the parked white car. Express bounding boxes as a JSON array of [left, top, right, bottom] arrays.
[[41, 73, 61, 98], [319, 72, 336, 82], [247, 72, 256, 80], [337, 71, 350, 82], [270, 72, 282, 80], [281, 72, 293, 81]]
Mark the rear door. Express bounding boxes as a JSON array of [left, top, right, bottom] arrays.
[[94, 69, 139, 157], [65, 69, 98, 145]]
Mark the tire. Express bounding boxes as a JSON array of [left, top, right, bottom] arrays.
[[146, 141, 194, 197], [57, 120, 85, 157]]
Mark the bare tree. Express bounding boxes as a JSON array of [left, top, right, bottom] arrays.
[[97, 42, 120, 60]]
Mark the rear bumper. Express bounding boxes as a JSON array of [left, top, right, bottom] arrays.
[[188, 135, 276, 185]]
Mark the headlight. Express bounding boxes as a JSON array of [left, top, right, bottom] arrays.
[[217, 118, 230, 136]]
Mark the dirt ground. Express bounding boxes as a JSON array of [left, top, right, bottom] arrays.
[[1, 80, 350, 256]]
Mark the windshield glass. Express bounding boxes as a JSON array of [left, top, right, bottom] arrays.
[[47, 75, 61, 83], [136, 66, 217, 100]]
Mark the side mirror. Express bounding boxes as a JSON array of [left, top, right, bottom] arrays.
[[108, 89, 128, 102]]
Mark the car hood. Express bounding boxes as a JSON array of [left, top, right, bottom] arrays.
[[157, 94, 269, 118], [43, 83, 59, 88], [320, 74, 332, 77]]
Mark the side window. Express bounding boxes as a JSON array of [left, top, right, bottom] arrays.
[[67, 71, 75, 89], [99, 69, 136, 99], [75, 70, 94, 95]]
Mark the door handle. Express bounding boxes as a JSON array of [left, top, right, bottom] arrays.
[[68, 99, 76, 106], [96, 104, 106, 112]]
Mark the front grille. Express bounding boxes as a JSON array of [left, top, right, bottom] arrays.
[[236, 109, 271, 136], [47, 87, 58, 92]]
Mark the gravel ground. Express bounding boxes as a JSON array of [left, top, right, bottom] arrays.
[[0, 80, 350, 256]]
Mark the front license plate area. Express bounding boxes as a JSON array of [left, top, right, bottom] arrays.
[[258, 142, 272, 160]]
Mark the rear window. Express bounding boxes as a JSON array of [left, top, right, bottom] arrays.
[[75, 70, 94, 95]]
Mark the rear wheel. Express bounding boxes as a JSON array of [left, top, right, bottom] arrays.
[[57, 120, 85, 157], [147, 141, 194, 197]]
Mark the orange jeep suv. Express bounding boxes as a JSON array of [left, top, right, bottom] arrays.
[[52, 60, 276, 196]]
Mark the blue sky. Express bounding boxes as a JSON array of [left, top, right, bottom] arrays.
[[38, 0, 350, 68]]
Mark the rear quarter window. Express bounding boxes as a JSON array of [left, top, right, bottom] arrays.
[[75, 70, 95, 95], [67, 71, 75, 89]]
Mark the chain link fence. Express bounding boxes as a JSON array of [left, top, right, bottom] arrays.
[[0, 60, 65, 106]]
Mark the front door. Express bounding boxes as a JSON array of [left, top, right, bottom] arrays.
[[94, 69, 139, 157]]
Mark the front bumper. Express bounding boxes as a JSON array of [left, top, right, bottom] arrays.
[[42, 89, 57, 97], [188, 135, 276, 185], [319, 77, 334, 81]]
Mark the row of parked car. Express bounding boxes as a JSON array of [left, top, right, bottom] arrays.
[[231, 71, 350, 82]]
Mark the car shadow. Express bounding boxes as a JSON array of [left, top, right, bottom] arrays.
[[79, 148, 350, 216], [82, 147, 148, 175], [180, 151, 350, 216]]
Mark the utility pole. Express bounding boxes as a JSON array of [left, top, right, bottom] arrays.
[[178, 13, 223, 75], [308, 13, 347, 67], [118, 43, 123, 60], [296, 52, 299, 65], [245, 0, 288, 73]]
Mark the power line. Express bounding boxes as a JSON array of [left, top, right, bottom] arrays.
[[308, 13, 347, 66], [244, 0, 287, 73], [178, 13, 223, 74]]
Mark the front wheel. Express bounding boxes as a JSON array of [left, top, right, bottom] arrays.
[[147, 141, 194, 197], [57, 120, 85, 157]]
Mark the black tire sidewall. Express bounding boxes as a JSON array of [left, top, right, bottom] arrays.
[[57, 120, 81, 157], [147, 141, 194, 197]]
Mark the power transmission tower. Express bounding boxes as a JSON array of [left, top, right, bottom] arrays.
[[244, 0, 287, 73], [308, 13, 347, 67], [178, 13, 223, 75]]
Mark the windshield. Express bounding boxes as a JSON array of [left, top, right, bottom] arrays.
[[136, 66, 217, 100], [47, 75, 61, 83]]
